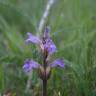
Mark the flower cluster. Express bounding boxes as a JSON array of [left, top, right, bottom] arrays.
[[23, 27, 64, 79]]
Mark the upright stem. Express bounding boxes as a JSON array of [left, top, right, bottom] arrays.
[[42, 56, 47, 96], [42, 49, 48, 96], [43, 79, 47, 96]]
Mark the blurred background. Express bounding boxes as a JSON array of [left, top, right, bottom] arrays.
[[0, 0, 96, 96]]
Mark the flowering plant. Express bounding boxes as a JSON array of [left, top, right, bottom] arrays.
[[23, 27, 64, 96]]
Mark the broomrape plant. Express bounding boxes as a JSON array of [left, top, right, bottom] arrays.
[[23, 27, 64, 96]]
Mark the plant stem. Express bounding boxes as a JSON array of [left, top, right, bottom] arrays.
[[38, 0, 56, 34], [43, 79, 47, 96], [43, 54, 47, 96]]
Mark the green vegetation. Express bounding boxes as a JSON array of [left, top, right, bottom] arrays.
[[0, 0, 96, 95]]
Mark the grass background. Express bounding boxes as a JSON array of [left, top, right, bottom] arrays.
[[0, 0, 96, 96]]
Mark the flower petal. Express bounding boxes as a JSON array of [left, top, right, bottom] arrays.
[[44, 38, 57, 55], [25, 32, 41, 44], [48, 40, 57, 54], [23, 59, 40, 72], [50, 58, 64, 68]]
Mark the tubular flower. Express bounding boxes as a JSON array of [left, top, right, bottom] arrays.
[[49, 58, 64, 68], [23, 59, 40, 72]]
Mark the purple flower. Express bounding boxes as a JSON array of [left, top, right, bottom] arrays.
[[25, 27, 56, 55], [43, 38, 56, 55], [50, 58, 64, 68], [25, 32, 41, 44], [23, 58, 64, 73], [23, 59, 40, 72]]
